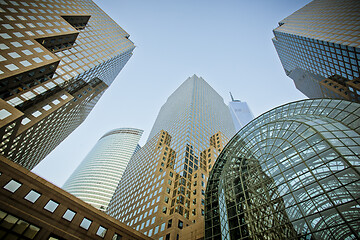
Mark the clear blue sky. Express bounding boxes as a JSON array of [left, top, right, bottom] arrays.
[[33, 0, 311, 186]]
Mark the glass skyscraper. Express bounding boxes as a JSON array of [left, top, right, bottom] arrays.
[[107, 75, 235, 240], [0, 0, 135, 169], [273, 0, 360, 102], [228, 93, 254, 131], [205, 99, 360, 240], [63, 128, 143, 211]]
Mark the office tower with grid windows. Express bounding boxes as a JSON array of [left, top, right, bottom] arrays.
[[272, 0, 360, 102], [228, 93, 254, 131], [205, 99, 360, 240], [0, 0, 135, 170], [107, 75, 236, 240], [63, 128, 143, 211]]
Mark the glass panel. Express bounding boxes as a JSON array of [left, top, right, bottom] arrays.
[[44, 200, 59, 213], [1, 215, 18, 229], [24, 190, 41, 203], [12, 219, 29, 234], [112, 233, 122, 240], [62, 209, 76, 222], [23, 225, 40, 239], [3, 180, 22, 193], [80, 218, 92, 230], [96, 226, 107, 237]]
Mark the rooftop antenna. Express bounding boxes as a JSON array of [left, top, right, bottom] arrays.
[[229, 92, 235, 101]]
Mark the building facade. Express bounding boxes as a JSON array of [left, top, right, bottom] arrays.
[[0, 0, 135, 169], [228, 93, 254, 131], [272, 0, 360, 102], [107, 75, 236, 240], [205, 99, 360, 240], [63, 128, 143, 211], [0, 155, 151, 240]]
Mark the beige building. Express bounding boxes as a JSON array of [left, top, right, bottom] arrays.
[[0, 0, 135, 169], [107, 75, 236, 240], [0, 155, 151, 240]]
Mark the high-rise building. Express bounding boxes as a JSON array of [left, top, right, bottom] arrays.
[[107, 75, 236, 240], [0, 155, 151, 240], [0, 0, 135, 169], [205, 99, 360, 240], [228, 93, 254, 131], [63, 128, 143, 211], [272, 0, 360, 102]]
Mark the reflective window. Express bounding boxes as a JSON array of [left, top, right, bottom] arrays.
[[80, 218, 92, 230], [96, 225, 107, 238], [3, 179, 22, 193], [62, 209, 76, 221], [24, 190, 41, 203], [44, 200, 59, 213]]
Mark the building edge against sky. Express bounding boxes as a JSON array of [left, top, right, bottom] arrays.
[[272, 0, 360, 102], [63, 128, 143, 211], [107, 75, 236, 240], [205, 99, 360, 240], [228, 92, 254, 131], [0, 0, 135, 170]]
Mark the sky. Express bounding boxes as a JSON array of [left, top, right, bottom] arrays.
[[32, 0, 311, 187]]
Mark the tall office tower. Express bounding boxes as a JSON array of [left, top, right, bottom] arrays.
[[63, 128, 143, 211], [272, 0, 360, 102], [0, 0, 135, 170], [228, 93, 254, 131], [205, 99, 360, 240], [107, 75, 236, 240]]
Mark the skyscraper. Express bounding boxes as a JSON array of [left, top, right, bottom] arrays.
[[272, 0, 360, 101], [107, 75, 236, 240], [0, 0, 135, 169], [205, 99, 360, 240], [63, 128, 143, 211], [228, 93, 254, 131]]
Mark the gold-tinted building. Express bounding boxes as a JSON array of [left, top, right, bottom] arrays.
[[0, 155, 151, 240], [0, 0, 135, 169], [273, 0, 360, 102], [106, 75, 236, 240]]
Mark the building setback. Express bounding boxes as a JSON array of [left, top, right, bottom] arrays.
[[107, 75, 236, 240], [63, 128, 143, 211], [272, 0, 360, 102], [0, 155, 151, 240], [0, 0, 135, 169], [205, 99, 360, 240]]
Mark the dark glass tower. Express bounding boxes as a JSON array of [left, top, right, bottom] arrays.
[[273, 0, 360, 102], [0, 0, 135, 169]]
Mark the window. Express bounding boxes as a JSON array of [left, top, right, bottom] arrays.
[[44, 200, 59, 213], [3, 179, 22, 193], [5, 64, 19, 71], [178, 220, 183, 229], [96, 226, 107, 238], [62, 209, 76, 221], [80, 218, 92, 230], [0, 109, 11, 120], [112, 233, 122, 240], [24, 190, 41, 203], [168, 219, 172, 228]]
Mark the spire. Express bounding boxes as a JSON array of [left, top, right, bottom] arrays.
[[229, 92, 235, 101]]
